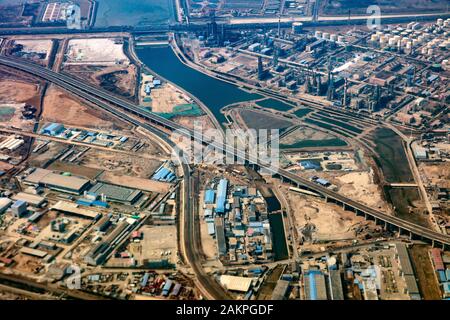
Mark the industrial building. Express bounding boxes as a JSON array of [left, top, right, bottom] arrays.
[[88, 183, 142, 205], [24, 168, 90, 195], [12, 192, 46, 208], [94, 213, 112, 232], [204, 189, 216, 204], [11, 200, 28, 218], [0, 197, 12, 214], [394, 243, 421, 300], [219, 275, 253, 293], [19, 247, 48, 259], [152, 166, 176, 183], [215, 179, 228, 214], [84, 220, 132, 266], [215, 216, 227, 257], [328, 270, 344, 300], [41, 123, 65, 136], [52, 201, 101, 220], [304, 270, 328, 300]]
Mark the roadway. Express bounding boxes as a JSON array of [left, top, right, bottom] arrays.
[[0, 56, 448, 249]]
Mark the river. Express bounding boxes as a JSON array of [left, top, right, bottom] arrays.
[[136, 45, 262, 125]]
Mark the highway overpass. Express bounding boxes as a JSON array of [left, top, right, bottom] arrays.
[[0, 56, 448, 249]]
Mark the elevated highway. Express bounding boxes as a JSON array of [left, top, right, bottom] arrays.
[[0, 56, 448, 249]]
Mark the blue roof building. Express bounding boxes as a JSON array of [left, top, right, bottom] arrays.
[[204, 190, 216, 204], [215, 179, 228, 214], [42, 123, 64, 136]]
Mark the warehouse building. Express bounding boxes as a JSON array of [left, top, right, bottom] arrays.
[[20, 247, 48, 259], [215, 216, 227, 257], [11, 200, 27, 218], [204, 189, 215, 204], [88, 183, 142, 205], [13, 192, 46, 208], [41, 123, 65, 136], [304, 270, 328, 300], [24, 168, 90, 195], [84, 221, 131, 266], [0, 197, 12, 214], [52, 201, 101, 220], [215, 179, 228, 214], [219, 275, 253, 293], [394, 243, 421, 300], [328, 270, 344, 300]]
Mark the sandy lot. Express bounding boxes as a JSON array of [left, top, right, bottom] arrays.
[[174, 114, 216, 131], [0, 80, 41, 130], [99, 171, 170, 194], [14, 39, 52, 56], [419, 162, 450, 188], [65, 38, 128, 65], [42, 85, 132, 130], [286, 190, 365, 237], [336, 171, 390, 211], [80, 149, 161, 178], [130, 225, 177, 265], [0, 80, 39, 104], [148, 84, 190, 113]]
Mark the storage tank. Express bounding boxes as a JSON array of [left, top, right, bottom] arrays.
[[330, 34, 338, 42], [370, 34, 379, 42], [315, 30, 322, 39], [337, 36, 345, 43], [421, 47, 428, 55], [322, 32, 330, 40], [437, 18, 444, 26]]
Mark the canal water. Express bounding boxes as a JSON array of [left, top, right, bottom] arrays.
[[269, 213, 289, 261], [94, 0, 176, 27], [136, 45, 262, 125]]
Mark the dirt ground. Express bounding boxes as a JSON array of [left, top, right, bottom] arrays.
[[336, 171, 390, 212], [99, 171, 170, 194], [173, 114, 216, 131], [129, 225, 177, 265], [47, 161, 103, 180], [80, 149, 161, 178], [65, 38, 128, 65], [285, 189, 365, 238], [409, 245, 442, 300], [419, 162, 450, 188], [0, 80, 39, 104], [148, 84, 190, 113], [42, 85, 132, 131]]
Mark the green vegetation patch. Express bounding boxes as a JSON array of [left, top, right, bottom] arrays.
[[293, 108, 313, 118], [256, 98, 295, 112], [280, 138, 347, 149], [154, 103, 204, 119]]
